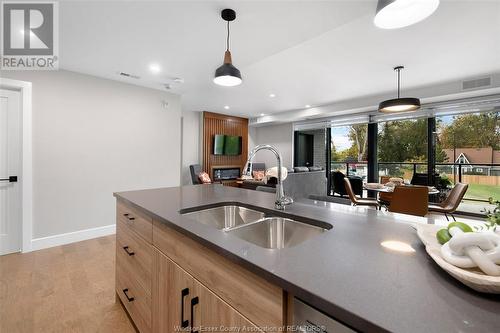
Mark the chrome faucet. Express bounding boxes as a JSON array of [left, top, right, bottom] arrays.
[[242, 144, 293, 210]]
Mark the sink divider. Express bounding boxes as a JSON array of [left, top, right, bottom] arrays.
[[223, 217, 269, 232]]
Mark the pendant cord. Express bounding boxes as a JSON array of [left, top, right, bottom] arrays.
[[397, 68, 401, 98], [226, 21, 230, 51]]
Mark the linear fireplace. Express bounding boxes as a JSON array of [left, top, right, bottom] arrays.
[[212, 166, 241, 181]]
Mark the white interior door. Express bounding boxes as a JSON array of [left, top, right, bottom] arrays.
[[0, 89, 22, 255]]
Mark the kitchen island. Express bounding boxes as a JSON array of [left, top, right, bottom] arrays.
[[114, 185, 500, 333]]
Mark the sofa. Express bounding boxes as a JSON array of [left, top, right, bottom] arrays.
[[243, 165, 327, 200], [239, 163, 271, 190], [283, 170, 327, 200]]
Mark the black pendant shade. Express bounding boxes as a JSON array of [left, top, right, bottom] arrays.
[[215, 63, 241, 81], [213, 9, 242, 87], [378, 97, 421, 113], [379, 66, 420, 113]]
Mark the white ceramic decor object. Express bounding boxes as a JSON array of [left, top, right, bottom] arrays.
[[416, 223, 500, 293], [265, 167, 288, 181], [441, 228, 500, 276]]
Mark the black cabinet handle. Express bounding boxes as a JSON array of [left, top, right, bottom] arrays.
[[0, 176, 17, 182], [123, 213, 135, 221], [122, 288, 134, 302], [190, 297, 199, 333], [123, 246, 135, 256], [181, 288, 189, 328], [0, 176, 17, 183]]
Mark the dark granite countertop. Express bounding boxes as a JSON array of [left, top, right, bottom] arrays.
[[114, 185, 500, 333]]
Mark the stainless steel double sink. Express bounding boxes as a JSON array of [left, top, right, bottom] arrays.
[[182, 205, 329, 249]]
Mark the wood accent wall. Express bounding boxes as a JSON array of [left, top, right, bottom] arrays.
[[202, 112, 248, 179]]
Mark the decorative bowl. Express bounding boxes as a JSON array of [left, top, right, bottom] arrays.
[[416, 223, 500, 293]]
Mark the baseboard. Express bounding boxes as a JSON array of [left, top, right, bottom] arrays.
[[30, 224, 116, 252]]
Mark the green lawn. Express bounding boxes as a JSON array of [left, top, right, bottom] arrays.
[[464, 184, 500, 201]]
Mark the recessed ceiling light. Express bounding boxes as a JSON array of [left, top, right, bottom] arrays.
[[305, 104, 311, 108], [224, 105, 230, 110], [149, 63, 161, 74], [260, 113, 265, 116], [269, 93, 276, 98]]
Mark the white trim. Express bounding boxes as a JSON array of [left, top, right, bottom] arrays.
[[31, 224, 116, 252], [455, 153, 470, 165], [0, 77, 33, 253]]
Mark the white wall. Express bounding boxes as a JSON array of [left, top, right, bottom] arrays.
[[181, 111, 201, 185], [1, 70, 181, 239], [248, 127, 257, 151], [249, 123, 294, 169]]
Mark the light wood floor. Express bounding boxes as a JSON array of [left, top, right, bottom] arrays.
[[0, 235, 136, 333]]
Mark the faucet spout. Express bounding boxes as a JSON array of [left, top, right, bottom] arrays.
[[243, 144, 293, 210]]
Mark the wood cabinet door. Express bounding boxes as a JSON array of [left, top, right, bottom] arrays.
[[153, 249, 195, 333], [194, 282, 259, 333], [153, 249, 259, 333]]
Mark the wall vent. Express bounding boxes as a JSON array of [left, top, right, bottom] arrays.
[[118, 72, 140, 79], [462, 77, 491, 90]]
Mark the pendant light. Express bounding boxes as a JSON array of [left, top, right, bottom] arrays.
[[213, 9, 242, 87], [374, 0, 440, 29], [379, 66, 420, 113]]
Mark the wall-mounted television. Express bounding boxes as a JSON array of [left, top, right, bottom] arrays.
[[213, 134, 242, 155]]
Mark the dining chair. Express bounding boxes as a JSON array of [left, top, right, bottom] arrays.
[[428, 183, 468, 221], [344, 178, 379, 208], [388, 186, 429, 216], [411, 173, 428, 186], [332, 171, 363, 197], [380, 176, 391, 184], [378, 176, 393, 208]]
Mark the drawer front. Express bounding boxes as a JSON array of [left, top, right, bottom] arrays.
[[116, 218, 152, 295], [116, 258, 151, 333], [153, 221, 284, 330], [117, 200, 152, 243]]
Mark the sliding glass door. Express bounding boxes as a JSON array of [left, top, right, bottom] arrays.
[[292, 101, 499, 215], [327, 124, 368, 195], [377, 118, 428, 181], [435, 111, 499, 215]]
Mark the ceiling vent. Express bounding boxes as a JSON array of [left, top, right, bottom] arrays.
[[462, 77, 491, 90], [118, 72, 140, 80]]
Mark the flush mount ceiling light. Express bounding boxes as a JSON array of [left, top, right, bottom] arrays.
[[374, 0, 440, 29], [213, 9, 242, 87], [149, 63, 161, 74], [379, 66, 420, 113]]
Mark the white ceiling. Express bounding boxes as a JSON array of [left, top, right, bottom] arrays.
[[59, 0, 500, 117]]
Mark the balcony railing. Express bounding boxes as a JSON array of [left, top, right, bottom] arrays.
[[330, 161, 500, 216]]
